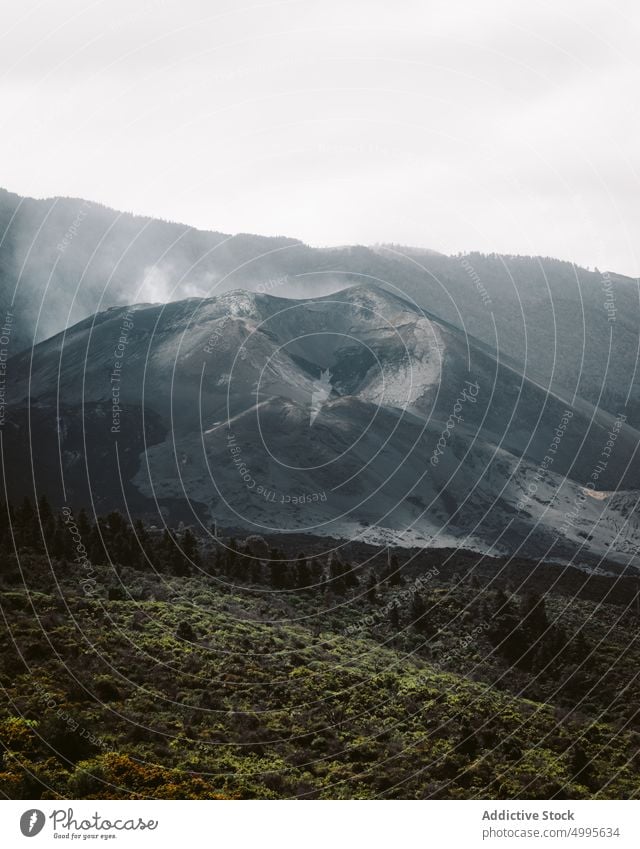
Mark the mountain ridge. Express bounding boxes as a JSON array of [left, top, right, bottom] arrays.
[[2, 187, 639, 425]]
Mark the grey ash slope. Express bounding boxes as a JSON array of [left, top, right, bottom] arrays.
[[6, 284, 640, 567], [375, 247, 640, 421]]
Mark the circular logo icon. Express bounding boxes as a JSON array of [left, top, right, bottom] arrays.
[[20, 809, 46, 837]]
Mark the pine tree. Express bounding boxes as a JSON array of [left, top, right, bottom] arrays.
[[343, 561, 359, 589], [250, 557, 263, 584], [295, 553, 310, 589], [226, 539, 238, 576], [182, 529, 199, 565], [388, 554, 402, 586], [37, 495, 55, 543], [268, 549, 290, 590], [328, 553, 347, 595], [367, 575, 378, 604], [51, 514, 68, 559], [16, 497, 36, 548], [310, 558, 324, 587], [520, 591, 548, 638], [88, 523, 107, 565], [410, 593, 429, 632], [133, 519, 149, 568], [77, 508, 92, 543]]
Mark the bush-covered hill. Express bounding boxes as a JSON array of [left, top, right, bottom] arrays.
[[1, 498, 639, 799]]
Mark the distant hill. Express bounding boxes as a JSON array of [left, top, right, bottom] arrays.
[[1, 188, 639, 422]]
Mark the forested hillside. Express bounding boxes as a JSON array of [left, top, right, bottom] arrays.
[[1, 499, 639, 799]]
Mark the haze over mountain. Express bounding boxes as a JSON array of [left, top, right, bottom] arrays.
[[2, 188, 639, 425], [4, 283, 640, 568]]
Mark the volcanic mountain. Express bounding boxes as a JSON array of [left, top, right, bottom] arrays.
[[4, 284, 640, 568]]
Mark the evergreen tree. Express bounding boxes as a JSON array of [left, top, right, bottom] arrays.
[[37, 495, 55, 543], [250, 557, 263, 584], [520, 591, 548, 638], [16, 497, 36, 548], [367, 575, 378, 604], [295, 553, 310, 589], [77, 508, 92, 543], [268, 549, 290, 590], [182, 529, 199, 566], [310, 558, 324, 587], [388, 554, 402, 586], [410, 593, 429, 633], [51, 514, 69, 559]]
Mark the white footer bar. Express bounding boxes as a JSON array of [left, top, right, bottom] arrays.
[[1, 799, 638, 848]]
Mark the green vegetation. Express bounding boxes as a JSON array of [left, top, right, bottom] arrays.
[[1, 498, 639, 799]]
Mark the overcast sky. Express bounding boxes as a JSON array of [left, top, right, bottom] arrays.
[[1, 0, 639, 276]]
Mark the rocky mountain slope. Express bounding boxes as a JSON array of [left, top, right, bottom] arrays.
[[4, 284, 640, 567]]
